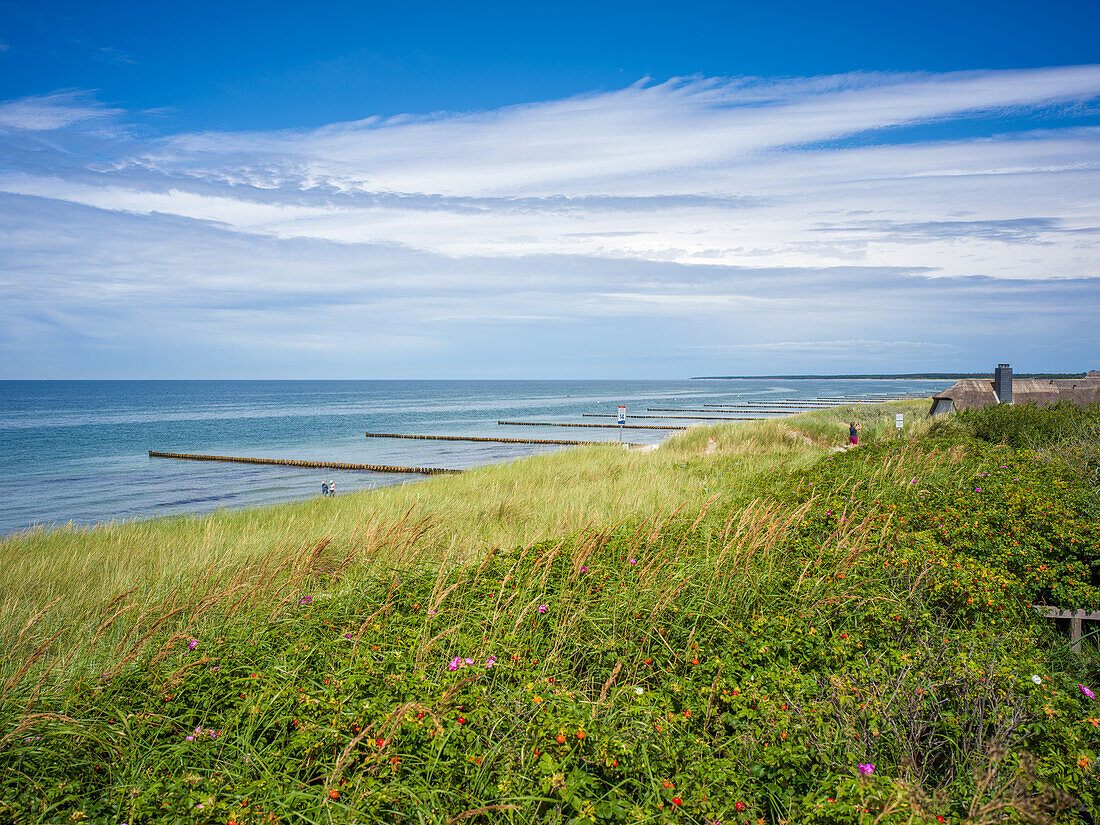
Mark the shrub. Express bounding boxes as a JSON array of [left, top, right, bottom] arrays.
[[955, 401, 1100, 449]]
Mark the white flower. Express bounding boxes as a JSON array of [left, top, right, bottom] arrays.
[[1031, 675, 1042, 685], [634, 687, 644, 695]]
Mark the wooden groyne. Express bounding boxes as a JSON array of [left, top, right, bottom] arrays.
[[646, 408, 799, 414], [498, 421, 688, 430], [365, 431, 637, 446], [148, 451, 460, 475], [702, 403, 830, 410], [583, 413, 756, 421]]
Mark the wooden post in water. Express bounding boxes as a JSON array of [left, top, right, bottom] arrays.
[[149, 451, 460, 475]]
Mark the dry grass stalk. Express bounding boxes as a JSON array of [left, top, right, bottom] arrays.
[[20, 643, 73, 714], [148, 632, 192, 669], [0, 712, 79, 747], [596, 660, 624, 705], [428, 581, 461, 615], [166, 656, 215, 687], [114, 602, 192, 664], [415, 623, 459, 664], [1, 628, 65, 699], [88, 602, 138, 646], [534, 538, 568, 588], [512, 596, 545, 630], [16, 595, 64, 645], [111, 605, 158, 657]]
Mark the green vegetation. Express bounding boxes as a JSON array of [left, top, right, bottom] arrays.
[[3, 400, 1099, 824], [941, 403, 1100, 502]]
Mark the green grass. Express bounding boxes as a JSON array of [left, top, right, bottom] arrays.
[[7, 399, 1097, 824], [0, 400, 928, 651]]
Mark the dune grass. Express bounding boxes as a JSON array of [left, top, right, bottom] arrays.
[[0, 400, 933, 654], [2, 399, 1100, 823]]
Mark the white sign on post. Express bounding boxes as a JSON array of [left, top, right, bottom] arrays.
[[896, 413, 904, 430], [617, 406, 626, 425]]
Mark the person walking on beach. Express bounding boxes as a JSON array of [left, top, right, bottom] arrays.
[[321, 480, 329, 497], [848, 421, 862, 447], [328, 479, 336, 497]]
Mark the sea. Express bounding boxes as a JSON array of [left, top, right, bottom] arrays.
[[0, 379, 953, 537]]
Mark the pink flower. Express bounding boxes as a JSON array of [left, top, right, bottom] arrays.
[[538, 605, 548, 613], [580, 566, 588, 573], [187, 639, 199, 651], [1081, 684, 1096, 700], [857, 763, 874, 775], [629, 559, 637, 565], [485, 656, 497, 668], [975, 487, 981, 492], [464, 657, 474, 665], [448, 657, 461, 672]]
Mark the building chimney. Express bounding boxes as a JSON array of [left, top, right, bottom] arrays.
[[993, 363, 1012, 404]]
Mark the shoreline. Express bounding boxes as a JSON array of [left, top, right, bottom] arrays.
[[2, 431, 676, 542], [2, 399, 927, 543]]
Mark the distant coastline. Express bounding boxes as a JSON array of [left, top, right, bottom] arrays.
[[691, 373, 1087, 380]]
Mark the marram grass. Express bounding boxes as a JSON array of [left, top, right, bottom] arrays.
[[11, 399, 1096, 825], [0, 400, 929, 646]]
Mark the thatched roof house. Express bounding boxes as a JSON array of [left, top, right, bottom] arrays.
[[930, 366, 1100, 416]]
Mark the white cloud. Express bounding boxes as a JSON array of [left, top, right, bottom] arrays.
[[0, 90, 122, 132], [1, 69, 1099, 376]]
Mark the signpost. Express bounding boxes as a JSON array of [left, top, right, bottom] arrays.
[[618, 406, 626, 442], [895, 413, 904, 438]]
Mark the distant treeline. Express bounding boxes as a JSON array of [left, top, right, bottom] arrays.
[[691, 373, 1088, 380]]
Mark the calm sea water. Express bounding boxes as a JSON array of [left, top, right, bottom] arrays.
[[0, 379, 950, 536]]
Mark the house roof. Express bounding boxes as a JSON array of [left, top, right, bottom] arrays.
[[932, 374, 1100, 412]]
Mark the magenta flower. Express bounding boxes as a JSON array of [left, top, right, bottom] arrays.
[[629, 559, 637, 565], [538, 605, 548, 613], [448, 656, 461, 672], [299, 596, 312, 605], [975, 487, 981, 493], [485, 656, 497, 669], [187, 639, 199, 651], [580, 566, 588, 573], [857, 763, 875, 775], [1081, 684, 1096, 700]]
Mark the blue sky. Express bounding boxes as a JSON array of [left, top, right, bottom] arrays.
[[1, 0, 1099, 377]]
